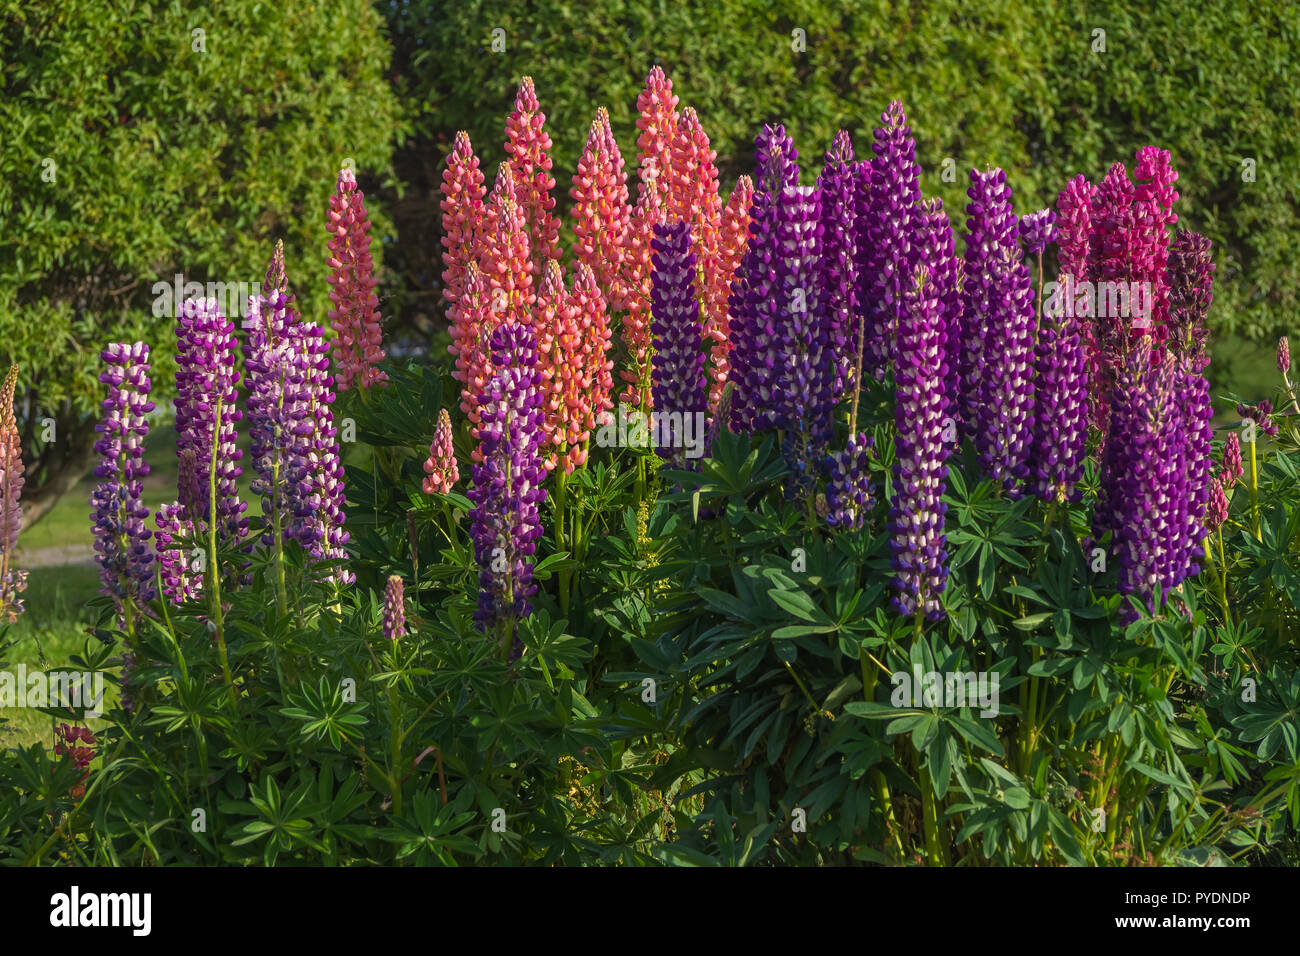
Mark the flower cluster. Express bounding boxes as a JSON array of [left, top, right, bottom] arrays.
[[91, 343, 156, 618], [468, 322, 548, 635], [0, 364, 25, 622], [327, 167, 387, 391], [54, 723, 97, 799]]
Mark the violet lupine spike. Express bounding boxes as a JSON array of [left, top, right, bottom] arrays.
[[890, 265, 951, 621], [0, 365, 27, 621], [175, 298, 247, 548], [728, 124, 798, 433], [327, 167, 387, 392], [290, 318, 353, 584], [244, 289, 314, 547], [973, 238, 1037, 490], [824, 432, 874, 530], [423, 408, 459, 494], [650, 221, 709, 470], [1019, 209, 1057, 259], [383, 575, 406, 641], [959, 168, 1021, 438], [915, 199, 961, 437], [817, 130, 858, 397], [154, 502, 201, 605], [91, 343, 156, 617], [468, 322, 548, 636], [861, 101, 922, 381], [1106, 345, 1187, 622]]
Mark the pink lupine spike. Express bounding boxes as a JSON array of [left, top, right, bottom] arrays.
[[327, 167, 387, 391], [454, 264, 494, 451], [705, 175, 754, 410], [619, 185, 663, 409], [505, 77, 560, 274], [0, 365, 26, 622], [423, 407, 459, 495], [441, 131, 487, 355], [1133, 146, 1180, 344], [571, 108, 632, 313]]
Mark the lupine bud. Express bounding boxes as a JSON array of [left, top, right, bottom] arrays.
[[1206, 478, 1229, 530], [382, 574, 406, 641], [1278, 336, 1291, 375], [650, 221, 710, 470], [1222, 432, 1243, 485], [0, 365, 26, 621], [505, 77, 560, 273], [91, 343, 156, 618], [327, 167, 387, 391], [824, 432, 873, 531], [423, 408, 459, 494]]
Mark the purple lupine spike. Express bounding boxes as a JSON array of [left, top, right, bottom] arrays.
[[890, 262, 951, 621], [1106, 344, 1187, 622], [154, 502, 201, 605], [824, 432, 874, 530], [383, 574, 406, 640], [175, 299, 247, 548], [959, 168, 1022, 439], [968, 183, 1037, 491], [289, 317, 353, 584], [468, 322, 548, 636], [728, 124, 798, 433], [771, 184, 830, 443], [1019, 209, 1057, 259], [91, 343, 156, 618], [916, 198, 961, 433], [244, 289, 314, 548], [817, 130, 858, 398], [861, 101, 922, 381], [650, 221, 710, 469]]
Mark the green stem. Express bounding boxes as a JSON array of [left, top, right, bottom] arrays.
[[1247, 434, 1261, 539], [208, 398, 237, 711]]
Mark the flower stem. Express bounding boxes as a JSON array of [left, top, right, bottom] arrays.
[[208, 397, 237, 711]]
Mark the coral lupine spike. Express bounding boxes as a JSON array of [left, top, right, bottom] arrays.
[[441, 130, 488, 344], [505, 77, 560, 273], [327, 166, 387, 391], [571, 109, 631, 312], [0, 365, 26, 621], [91, 343, 156, 619], [705, 175, 753, 411], [619, 184, 663, 409], [423, 408, 459, 495], [541, 261, 613, 474], [635, 66, 680, 210]]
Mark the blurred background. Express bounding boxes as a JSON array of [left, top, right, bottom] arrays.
[[1, 0, 1295, 740]]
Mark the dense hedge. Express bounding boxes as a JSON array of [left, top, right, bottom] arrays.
[[385, 0, 1298, 341], [0, 0, 402, 516]]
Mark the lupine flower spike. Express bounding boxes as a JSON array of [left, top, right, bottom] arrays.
[[327, 167, 387, 391], [649, 221, 710, 470], [505, 77, 560, 273], [383, 575, 407, 641], [0, 365, 27, 621], [423, 408, 459, 494]]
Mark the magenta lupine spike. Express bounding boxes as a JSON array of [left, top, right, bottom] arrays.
[[959, 168, 1022, 439], [468, 322, 547, 637], [291, 317, 353, 584], [650, 221, 710, 470], [861, 101, 922, 381], [817, 130, 857, 397], [423, 408, 459, 494], [91, 343, 156, 617], [154, 502, 201, 605], [175, 299, 247, 549], [1206, 478, 1228, 531], [890, 263, 951, 621], [0, 366, 26, 621], [1055, 175, 1100, 430], [327, 167, 387, 392], [1087, 161, 1139, 439], [1132, 147, 1180, 344], [383, 575, 407, 641], [728, 124, 798, 433]]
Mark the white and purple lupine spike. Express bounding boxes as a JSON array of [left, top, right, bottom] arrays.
[[1019, 208, 1057, 259], [817, 130, 858, 397], [824, 431, 874, 530], [175, 298, 247, 547], [890, 264, 951, 621], [728, 124, 798, 433], [650, 221, 710, 470], [860, 101, 922, 381], [771, 185, 830, 443], [154, 501, 201, 605], [91, 342, 156, 615], [468, 322, 548, 635], [916, 199, 961, 430], [289, 318, 353, 584]]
